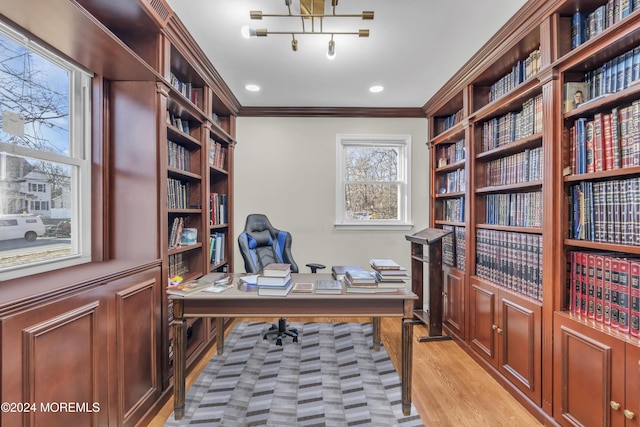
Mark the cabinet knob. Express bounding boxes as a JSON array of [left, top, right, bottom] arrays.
[[496, 327, 502, 334], [610, 401, 621, 411], [624, 409, 635, 420], [492, 324, 498, 330]]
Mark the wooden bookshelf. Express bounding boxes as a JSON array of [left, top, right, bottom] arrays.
[[425, 0, 640, 424]]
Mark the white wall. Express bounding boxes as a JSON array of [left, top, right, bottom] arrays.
[[234, 116, 429, 276]]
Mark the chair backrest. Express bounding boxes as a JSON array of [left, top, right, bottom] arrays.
[[237, 214, 299, 273]]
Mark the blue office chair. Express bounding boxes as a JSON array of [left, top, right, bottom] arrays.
[[238, 213, 324, 345]]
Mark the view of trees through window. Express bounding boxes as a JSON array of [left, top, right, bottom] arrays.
[[344, 146, 399, 220], [0, 28, 75, 270]]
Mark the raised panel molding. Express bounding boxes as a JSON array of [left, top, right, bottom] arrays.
[[557, 325, 613, 427], [116, 277, 160, 425], [500, 298, 537, 393], [22, 302, 102, 427], [470, 284, 496, 359], [444, 269, 464, 337]]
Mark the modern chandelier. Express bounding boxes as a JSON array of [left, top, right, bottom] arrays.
[[242, 0, 374, 58]]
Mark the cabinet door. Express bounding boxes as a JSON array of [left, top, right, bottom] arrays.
[[554, 313, 626, 427], [498, 293, 541, 406], [469, 278, 497, 365], [443, 266, 465, 339], [626, 344, 640, 426]]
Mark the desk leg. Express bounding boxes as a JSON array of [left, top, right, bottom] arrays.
[[217, 317, 225, 355], [402, 303, 415, 416], [372, 317, 381, 351], [173, 300, 186, 420]]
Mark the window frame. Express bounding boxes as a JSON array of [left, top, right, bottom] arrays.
[[335, 134, 412, 230], [0, 21, 92, 280]]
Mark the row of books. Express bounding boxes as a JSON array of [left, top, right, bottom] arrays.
[[484, 191, 543, 228], [167, 139, 192, 172], [568, 251, 639, 337], [568, 177, 640, 246], [168, 216, 198, 249], [209, 192, 227, 226], [167, 178, 191, 210], [485, 146, 543, 187], [169, 72, 202, 107], [571, 2, 639, 49], [442, 225, 466, 271], [488, 47, 541, 102], [209, 139, 227, 170], [443, 197, 464, 223], [436, 139, 465, 167], [435, 108, 464, 134], [476, 229, 543, 301], [168, 252, 188, 278], [480, 93, 543, 152], [209, 232, 225, 266], [567, 101, 640, 174], [440, 168, 465, 193], [581, 46, 640, 102], [167, 110, 191, 135]]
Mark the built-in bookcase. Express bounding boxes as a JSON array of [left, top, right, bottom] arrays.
[[426, 1, 640, 424], [160, 35, 236, 377]]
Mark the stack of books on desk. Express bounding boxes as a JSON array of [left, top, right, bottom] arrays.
[[344, 269, 396, 293], [370, 258, 410, 289], [257, 263, 293, 296]]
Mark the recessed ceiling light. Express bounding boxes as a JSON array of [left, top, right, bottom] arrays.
[[369, 85, 384, 93], [245, 84, 260, 92]]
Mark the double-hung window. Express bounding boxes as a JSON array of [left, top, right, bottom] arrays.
[[0, 21, 92, 280], [336, 134, 411, 230]]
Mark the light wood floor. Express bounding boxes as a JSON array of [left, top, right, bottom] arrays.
[[149, 317, 543, 427]]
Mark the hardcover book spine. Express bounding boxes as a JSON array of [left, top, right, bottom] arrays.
[[631, 260, 640, 337]]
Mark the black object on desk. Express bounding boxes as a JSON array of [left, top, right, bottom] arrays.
[[406, 227, 453, 342]]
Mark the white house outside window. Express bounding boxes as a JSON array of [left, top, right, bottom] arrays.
[[336, 134, 411, 230], [0, 21, 92, 280]]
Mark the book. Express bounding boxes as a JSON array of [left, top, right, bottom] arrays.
[[344, 269, 378, 285], [257, 279, 293, 296], [331, 265, 361, 280], [262, 263, 291, 277], [257, 272, 292, 287], [345, 285, 398, 294], [369, 258, 402, 270], [167, 278, 212, 296], [292, 282, 314, 293], [315, 279, 343, 294]]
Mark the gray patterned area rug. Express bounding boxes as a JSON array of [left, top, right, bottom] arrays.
[[165, 321, 424, 426]]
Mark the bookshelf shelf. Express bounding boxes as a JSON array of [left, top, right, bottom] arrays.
[[475, 133, 542, 161], [168, 243, 203, 256], [475, 180, 543, 193]]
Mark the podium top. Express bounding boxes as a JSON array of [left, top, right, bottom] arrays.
[[405, 227, 452, 245]]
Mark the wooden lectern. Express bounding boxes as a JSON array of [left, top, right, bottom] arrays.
[[405, 227, 453, 342]]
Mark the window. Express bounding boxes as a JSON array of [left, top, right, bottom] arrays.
[[0, 21, 92, 280], [336, 134, 411, 230]]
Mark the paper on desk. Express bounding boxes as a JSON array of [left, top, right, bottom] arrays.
[[240, 274, 259, 285]]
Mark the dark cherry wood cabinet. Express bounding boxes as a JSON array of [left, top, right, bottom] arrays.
[[443, 265, 465, 340], [469, 277, 542, 406]]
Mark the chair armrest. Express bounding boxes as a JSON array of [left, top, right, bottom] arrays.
[[306, 263, 326, 274]]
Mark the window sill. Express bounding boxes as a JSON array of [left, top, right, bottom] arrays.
[[334, 222, 414, 231]]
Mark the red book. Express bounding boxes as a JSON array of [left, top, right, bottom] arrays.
[[617, 259, 631, 333], [587, 253, 596, 319], [581, 252, 589, 317], [604, 256, 612, 325], [630, 260, 640, 337], [593, 113, 604, 172], [595, 254, 605, 322], [602, 113, 614, 171], [571, 251, 581, 314], [611, 258, 620, 329]]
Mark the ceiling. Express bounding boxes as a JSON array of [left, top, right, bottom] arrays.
[[166, 0, 528, 110]]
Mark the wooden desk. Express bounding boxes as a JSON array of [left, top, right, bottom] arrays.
[[171, 273, 418, 419]]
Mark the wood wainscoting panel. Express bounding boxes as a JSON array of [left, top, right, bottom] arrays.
[[2, 298, 109, 427], [115, 272, 162, 426], [470, 280, 497, 362]]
